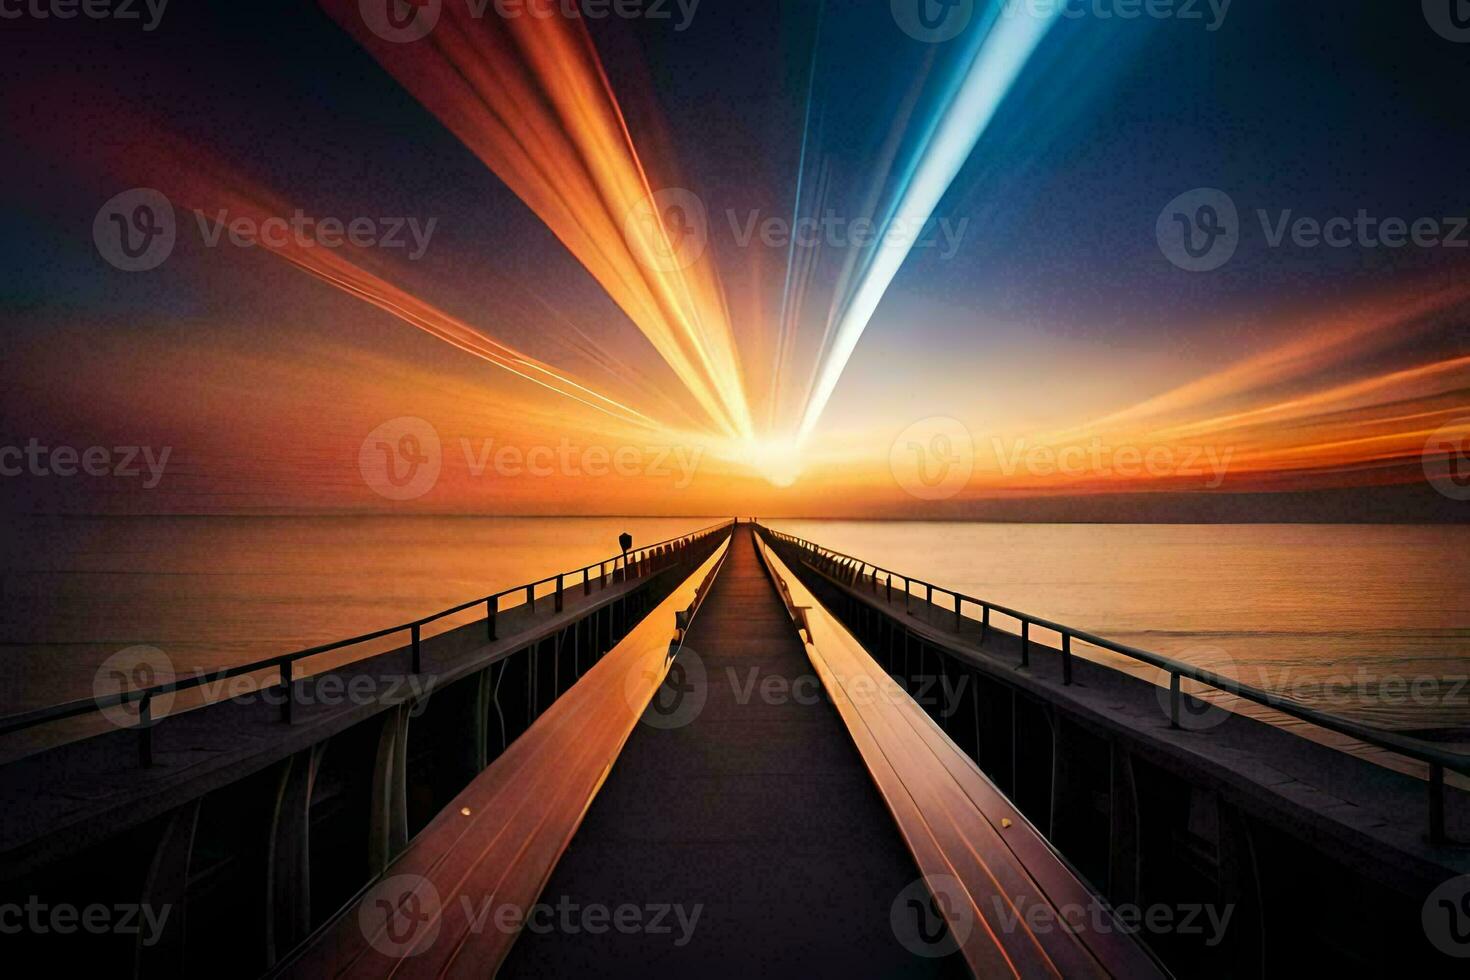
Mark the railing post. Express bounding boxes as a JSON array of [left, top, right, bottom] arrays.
[[1430, 763, 1446, 844], [955, 596, 963, 630], [1062, 633, 1073, 686], [555, 573, 564, 613], [1020, 620, 1030, 667], [280, 660, 294, 723], [886, 574, 892, 602], [487, 597, 497, 641], [583, 567, 591, 596], [1169, 672, 1181, 729], [903, 578, 911, 613], [601, 561, 607, 588], [138, 694, 154, 768], [412, 623, 422, 674], [527, 583, 535, 611], [981, 605, 990, 643], [926, 584, 933, 607]]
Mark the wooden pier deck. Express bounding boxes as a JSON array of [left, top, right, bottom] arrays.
[[289, 526, 1161, 978], [502, 525, 960, 976], [7, 523, 1465, 975]]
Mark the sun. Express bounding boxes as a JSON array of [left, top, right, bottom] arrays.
[[728, 436, 806, 488]]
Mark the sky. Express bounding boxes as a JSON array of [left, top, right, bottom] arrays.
[[1, 0, 1467, 519]]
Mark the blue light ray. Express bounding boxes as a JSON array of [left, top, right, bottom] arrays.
[[796, 5, 1062, 443]]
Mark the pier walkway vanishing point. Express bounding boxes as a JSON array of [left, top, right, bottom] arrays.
[[288, 526, 1165, 978], [7, 520, 1466, 977]]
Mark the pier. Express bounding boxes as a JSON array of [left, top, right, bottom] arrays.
[[0, 522, 1466, 977], [501, 524, 943, 976]]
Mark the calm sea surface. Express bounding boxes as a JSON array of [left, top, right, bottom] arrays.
[[0, 516, 717, 719], [2, 517, 1466, 753], [772, 521, 1470, 742]]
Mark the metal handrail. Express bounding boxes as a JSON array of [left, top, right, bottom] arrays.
[[0, 520, 735, 741], [757, 524, 1468, 843]]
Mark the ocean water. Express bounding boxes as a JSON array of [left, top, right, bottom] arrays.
[[1, 517, 1465, 760], [770, 521, 1470, 741], [0, 516, 719, 723]]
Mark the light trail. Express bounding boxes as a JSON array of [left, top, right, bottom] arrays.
[[13, 80, 670, 434], [153, 133, 662, 431], [795, 6, 1062, 443], [1083, 284, 1470, 433], [268, 246, 662, 430], [770, 0, 826, 431], [321, 0, 754, 441], [961, 284, 1470, 496]]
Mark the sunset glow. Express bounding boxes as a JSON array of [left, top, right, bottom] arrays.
[[2, 3, 1465, 518]]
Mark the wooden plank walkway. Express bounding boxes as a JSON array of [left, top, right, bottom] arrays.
[[754, 537, 1168, 979], [281, 544, 733, 978], [501, 525, 960, 976], [284, 526, 1163, 978]]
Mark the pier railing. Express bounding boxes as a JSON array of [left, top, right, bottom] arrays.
[[0, 520, 735, 763], [758, 524, 1469, 843]]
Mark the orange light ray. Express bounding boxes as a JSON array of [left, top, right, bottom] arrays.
[[321, 1, 754, 441]]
